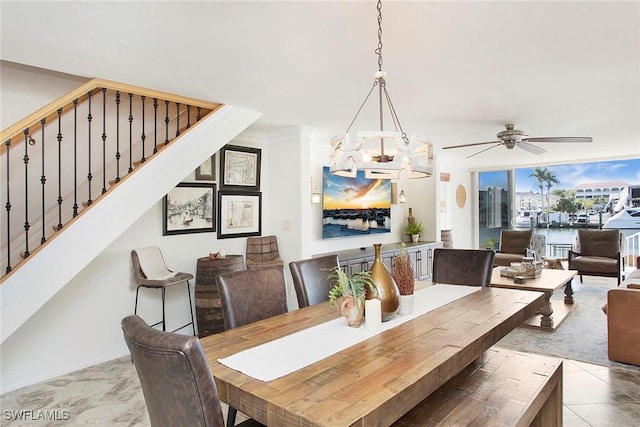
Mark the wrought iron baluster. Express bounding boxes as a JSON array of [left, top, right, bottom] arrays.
[[186, 105, 191, 129], [101, 88, 107, 194], [164, 100, 169, 145], [197, 107, 202, 122], [115, 91, 121, 183], [128, 93, 133, 173], [73, 99, 79, 217], [140, 95, 146, 163], [153, 98, 158, 154], [175, 103, 181, 137], [40, 118, 46, 244], [5, 138, 12, 273], [56, 108, 63, 230], [23, 129, 31, 258], [86, 90, 93, 206]]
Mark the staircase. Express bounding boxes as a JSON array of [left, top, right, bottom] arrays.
[[0, 79, 261, 342]]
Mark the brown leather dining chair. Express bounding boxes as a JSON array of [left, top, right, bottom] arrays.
[[432, 248, 496, 287], [216, 265, 288, 425], [121, 315, 263, 427], [289, 254, 339, 308]]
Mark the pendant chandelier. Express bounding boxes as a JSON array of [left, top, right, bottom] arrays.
[[330, 0, 433, 180]]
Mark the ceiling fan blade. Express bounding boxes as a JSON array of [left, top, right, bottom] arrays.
[[517, 142, 547, 155], [442, 140, 500, 150], [523, 136, 593, 143], [467, 143, 501, 158]]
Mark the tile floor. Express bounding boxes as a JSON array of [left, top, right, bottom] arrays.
[[1, 353, 640, 426]]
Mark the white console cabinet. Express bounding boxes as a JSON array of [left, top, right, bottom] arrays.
[[315, 241, 443, 282]]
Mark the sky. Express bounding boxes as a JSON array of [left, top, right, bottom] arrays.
[[480, 158, 640, 193], [322, 167, 391, 210]]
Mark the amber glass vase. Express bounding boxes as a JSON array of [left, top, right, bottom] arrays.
[[366, 243, 400, 321]]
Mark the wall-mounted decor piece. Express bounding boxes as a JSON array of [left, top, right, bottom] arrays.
[[163, 183, 215, 235], [195, 154, 216, 181], [219, 144, 261, 191], [456, 184, 467, 209], [322, 166, 391, 240], [217, 191, 262, 239]]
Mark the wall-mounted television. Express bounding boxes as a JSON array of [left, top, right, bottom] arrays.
[[322, 166, 391, 240]]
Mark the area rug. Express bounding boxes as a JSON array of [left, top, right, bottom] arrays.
[[497, 276, 640, 372]]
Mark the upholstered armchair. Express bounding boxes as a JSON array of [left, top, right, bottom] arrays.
[[568, 229, 622, 285], [493, 229, 533, 267], [606, 256, 640, 366]]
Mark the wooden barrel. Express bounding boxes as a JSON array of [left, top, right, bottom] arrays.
[[195, 255, 245, 338], [440, 229, 453, 249]]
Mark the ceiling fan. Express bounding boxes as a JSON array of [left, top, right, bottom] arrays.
[[442, 124, 592, 158]]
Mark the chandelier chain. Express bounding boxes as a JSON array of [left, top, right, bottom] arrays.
[[375, 0, 383, 71]]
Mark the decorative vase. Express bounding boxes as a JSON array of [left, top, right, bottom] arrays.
[[407, 208, 416, 225], [367, 243, 400, 321], [411, 234, 420, 243], [398, 294, 415, 315], [339, 295, 364, 327]]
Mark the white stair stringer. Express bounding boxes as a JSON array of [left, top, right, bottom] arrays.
[[0, 105, 262, 343]]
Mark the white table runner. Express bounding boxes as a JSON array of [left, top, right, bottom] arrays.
[[218, 284, 480, 382]]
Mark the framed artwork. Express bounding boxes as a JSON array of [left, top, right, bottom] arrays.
[[219, 144, 261, 191], [163, 183, 215, 235], [321, 166, 391, 240], [217, 191, 262, 239], [195, 154, 216, 181]]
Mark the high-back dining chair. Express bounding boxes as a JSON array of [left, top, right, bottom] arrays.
[[121, 315, 263, 427], [216, 265, 288, 425], [289, 254, 339, 308], [432, 249, 496, 287]]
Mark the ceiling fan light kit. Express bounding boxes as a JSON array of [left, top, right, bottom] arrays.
[[442, 123, 593, 158], [330, 0, 433, 180]]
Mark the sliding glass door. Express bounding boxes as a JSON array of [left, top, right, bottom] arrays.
[[478, 170, 513, 249]]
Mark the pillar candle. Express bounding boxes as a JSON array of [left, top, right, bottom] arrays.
[[365, 299, 382, 331]]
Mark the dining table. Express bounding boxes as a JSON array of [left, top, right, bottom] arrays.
[[200, 283, 545, 427]]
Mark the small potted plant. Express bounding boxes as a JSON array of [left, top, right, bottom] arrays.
[[405, 221, 423, 243], [483, 237, 498, 251], [392, 243, 415, 315], [328, 267, 375, 327]]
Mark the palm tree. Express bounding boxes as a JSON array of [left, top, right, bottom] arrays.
[[529, 167, 546, 221], [543, 169, 560, 213]]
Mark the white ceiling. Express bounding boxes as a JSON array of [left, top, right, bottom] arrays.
[[1, 1, 639, 166]]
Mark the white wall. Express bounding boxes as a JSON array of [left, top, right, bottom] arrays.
[[0, 65, 442, 393]]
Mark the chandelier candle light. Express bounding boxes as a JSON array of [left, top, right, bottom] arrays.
[[330, 0, 433, 180]]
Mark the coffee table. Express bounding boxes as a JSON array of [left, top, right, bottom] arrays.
[[490, 267, 577, 331]]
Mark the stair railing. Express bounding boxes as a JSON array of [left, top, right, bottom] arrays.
[[1, 78, 221, 278]]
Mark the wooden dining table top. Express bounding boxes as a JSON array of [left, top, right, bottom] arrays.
[[200, 284, 545, 427]]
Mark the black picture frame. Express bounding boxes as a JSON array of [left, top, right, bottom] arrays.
[[195, 154, 216, 181], [163, 183, 216, 235], [217, 191, 262, 239], [219, 144, 261, 191]]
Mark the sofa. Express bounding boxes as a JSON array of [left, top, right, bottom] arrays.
[[606, 256, 640, 366]]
